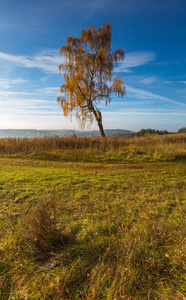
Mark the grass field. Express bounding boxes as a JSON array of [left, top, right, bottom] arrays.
[[0, 134, 185, 299]]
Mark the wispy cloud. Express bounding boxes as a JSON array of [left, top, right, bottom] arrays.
[[0, 50, 63, 74], [140, 77, 157, 84], [0, 96, 56, 114], [101, 0, 185, 14], [0, 87, 60, 99], [126, 85, 186, 106], [0, 91, 30, 96], [35, 87, 60, 94], [115, 51, 156, 73], [0, 98, 52, 104], [104, 109, 186, 116], [0, 78, 27, 89], [0, 50, 155, 74], [165, 80, 186, 84]]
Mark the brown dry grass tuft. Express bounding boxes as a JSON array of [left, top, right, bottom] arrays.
[[22, 200, 71, 258]]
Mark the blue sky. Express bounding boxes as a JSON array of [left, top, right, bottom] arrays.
[[0, 0, 186, 132]]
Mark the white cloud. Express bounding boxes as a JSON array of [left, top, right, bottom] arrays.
[[0, 50, 63, 74], [35, 87, 60, 94], [140, 77, 157, 84], [0, 108, 60, 115], [104, 109, 186, 116], [0, 96, 57, 117], [126, 85, 186, 106], [115, 51, 156, 73], [0, 98, 52, 104], [0, 78, 27, 89], [0, 50, 155, 74], [165, 80, 186, 84], [0, 86, 61, 98], [0, 91, 30, 96]]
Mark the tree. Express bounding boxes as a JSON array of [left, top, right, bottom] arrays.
[[57, 23, 125, 137], [178, 127, 186, 133]]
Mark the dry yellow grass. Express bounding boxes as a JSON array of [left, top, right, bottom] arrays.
[[0, 133, 185, 162]]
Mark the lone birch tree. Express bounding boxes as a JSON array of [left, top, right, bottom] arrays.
[[57, 22, 125, 137]]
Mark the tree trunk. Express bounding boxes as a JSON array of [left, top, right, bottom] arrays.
[[97, 118, 106, 137], [90, 103, 106, 137]]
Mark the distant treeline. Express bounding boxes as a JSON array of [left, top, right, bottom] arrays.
[[0, 129, 132, 138], [118, 127, 186, 138], [177, 127, 186, 133], [0, 127, 185, 138]]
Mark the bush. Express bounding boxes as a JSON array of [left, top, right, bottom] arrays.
[[22, 200, 70, 258]]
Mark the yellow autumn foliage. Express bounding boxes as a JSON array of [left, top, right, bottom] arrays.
[[57, 23, 126, 136]]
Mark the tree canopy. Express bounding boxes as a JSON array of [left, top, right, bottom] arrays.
[[178, 127, 186, 133], [57, 22, 125, 137]]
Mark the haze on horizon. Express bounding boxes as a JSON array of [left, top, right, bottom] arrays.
[[0, 0, 186, 132]]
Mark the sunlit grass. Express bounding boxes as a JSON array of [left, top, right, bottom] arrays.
[[0, 133, 185, 163], [0, 135, 185, 299]]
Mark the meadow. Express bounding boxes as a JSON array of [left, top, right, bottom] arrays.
[[0, 134, 185, 299]]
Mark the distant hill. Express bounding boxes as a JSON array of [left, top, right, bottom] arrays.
[[0, 129, 133, 138]]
